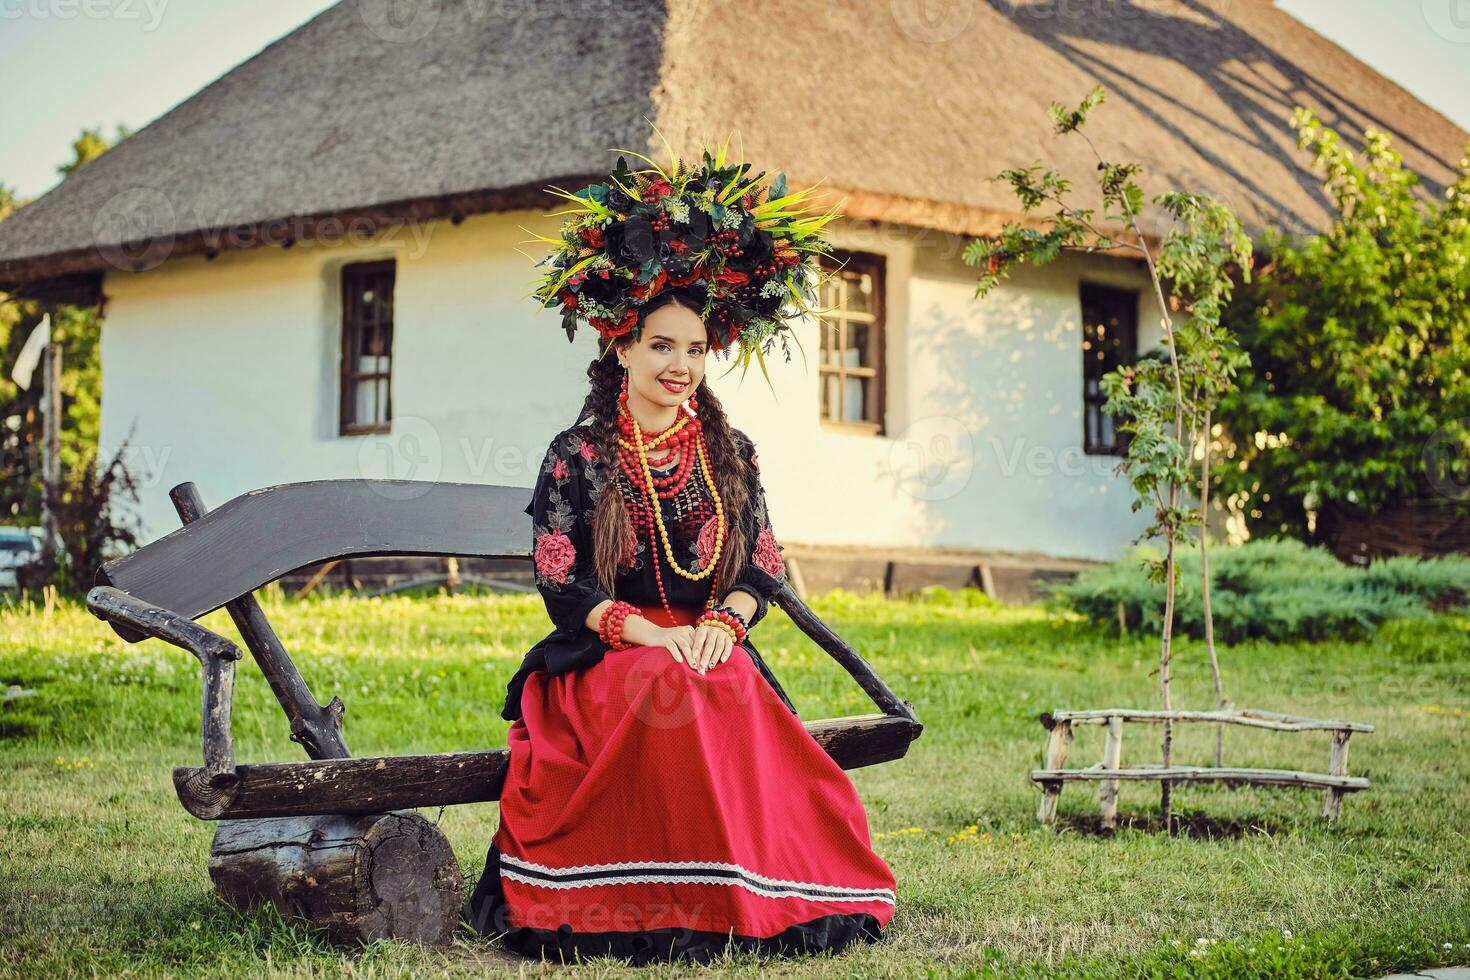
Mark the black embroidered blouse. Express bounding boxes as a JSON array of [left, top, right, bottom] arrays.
[[500, 420, 797, 722]]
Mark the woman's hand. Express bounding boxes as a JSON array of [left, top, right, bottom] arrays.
[[651, 624, 732, 674], [688, 623, 734, 673]]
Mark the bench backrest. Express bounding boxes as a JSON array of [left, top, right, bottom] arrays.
[[98, 479, 532, 624]]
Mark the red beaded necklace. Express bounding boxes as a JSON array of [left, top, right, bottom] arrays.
[[613, 388, 723, 627], [614, 417, 697, 496]]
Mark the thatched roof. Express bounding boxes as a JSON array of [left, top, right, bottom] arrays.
[[2, 0, 1466, 290]]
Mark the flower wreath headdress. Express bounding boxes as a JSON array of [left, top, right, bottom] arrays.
[[525, 129, 844, 383]]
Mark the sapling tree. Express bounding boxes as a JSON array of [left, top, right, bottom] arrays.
[[965, 86, 1253, 828]]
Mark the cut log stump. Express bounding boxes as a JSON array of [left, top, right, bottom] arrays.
[[209, 811, 463, 946]]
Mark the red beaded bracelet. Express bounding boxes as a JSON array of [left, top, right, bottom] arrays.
[[695, 606, 747, 644], [598, 600, 638, 651]]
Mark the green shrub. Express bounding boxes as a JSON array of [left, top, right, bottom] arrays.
[[1216, 111, 1470, 540], [1047, 538, 1470, 643]]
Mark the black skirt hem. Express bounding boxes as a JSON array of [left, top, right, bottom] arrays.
[[461, 844, 886, 966]]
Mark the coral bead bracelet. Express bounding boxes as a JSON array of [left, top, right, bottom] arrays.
[[695, 605, 747, 644], [598, 600, 639, 651]]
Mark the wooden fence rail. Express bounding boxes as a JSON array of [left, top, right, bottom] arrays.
[[1031, 708, 1374, 828]]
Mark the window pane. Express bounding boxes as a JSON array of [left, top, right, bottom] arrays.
[[342, 261, 395, 430], [817, 250, 885, 434], [820, 320, 842, 366], [1080, 284, 1137, 453], [843, 376, 866, 423], [357, 376, 387, 426], [846, 321, 869, 368], [366, 318, 392, 358], [846, 272, 874, 314]]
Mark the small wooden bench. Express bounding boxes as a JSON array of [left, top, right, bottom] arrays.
[[1031, 708, 1372, 829], [87, 478, 923, 946]]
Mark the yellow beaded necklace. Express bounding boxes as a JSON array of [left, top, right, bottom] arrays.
[[621, 407, 726, 581]]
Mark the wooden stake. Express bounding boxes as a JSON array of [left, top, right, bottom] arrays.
[[1324, 730, 1352, 823], [40, 312, 61, 566], [1098, 715, 1123, 830], [1037, 719, 1073, 824], [292, 560, 339, 599]]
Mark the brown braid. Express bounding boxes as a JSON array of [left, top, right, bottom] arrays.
[[574, 294, 753, 598]]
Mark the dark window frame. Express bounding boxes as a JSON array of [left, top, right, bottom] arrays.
[[816, 248, 886, 436], [339, 259, 395, 436], [1079, 282, 1138, 456]]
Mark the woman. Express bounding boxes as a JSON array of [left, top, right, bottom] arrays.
[[461, 146, 897, 964]]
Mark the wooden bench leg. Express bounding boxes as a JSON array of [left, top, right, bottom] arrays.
[[1324, 730, 1351, 823], [1098, 716, 1123, 830], [1037, 720, 1073, 825]]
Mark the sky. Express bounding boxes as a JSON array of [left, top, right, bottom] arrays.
[[0, 0, 1467, 201]]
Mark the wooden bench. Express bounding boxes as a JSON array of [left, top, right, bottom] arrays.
[[1031, 708, 1372, 830], [86, 478, 923, 946]]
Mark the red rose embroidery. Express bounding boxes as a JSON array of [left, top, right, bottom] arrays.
[[534, 529, 577, 584], [696, 515, 720, 569], [752, 527, 784, 577], [579, 441, 598, 462], [552, 458, 569, 480]]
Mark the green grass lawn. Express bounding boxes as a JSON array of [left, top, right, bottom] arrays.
[[1, 585, 1467, 977]]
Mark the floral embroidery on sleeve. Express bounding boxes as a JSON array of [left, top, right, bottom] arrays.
[[752, 525, 784, 578], [531, 441, 580, 591], [565, 430, 608, 505], [534, 528, 577, 586], [744, 435, 786, 583], [694, 514, 720, 572], [528, 429, 616, 635]]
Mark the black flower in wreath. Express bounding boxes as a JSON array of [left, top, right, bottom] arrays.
[[603, 216, 656, 269], [729, 222, 774, 275], [675, 207, 711, 255], [574, 266, 626, 306], [606, 184, 635, 214]]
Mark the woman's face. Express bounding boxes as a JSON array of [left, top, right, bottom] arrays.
[[617, 301, 708, 414]]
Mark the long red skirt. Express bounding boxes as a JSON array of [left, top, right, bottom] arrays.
[[463, 602, 897, 964]]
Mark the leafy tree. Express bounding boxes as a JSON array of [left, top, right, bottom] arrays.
[[1217, 111, 1470, 543], [965, 86, 1254, 828], [2, 126, 144, 596], [58, 124, 132, 178]]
